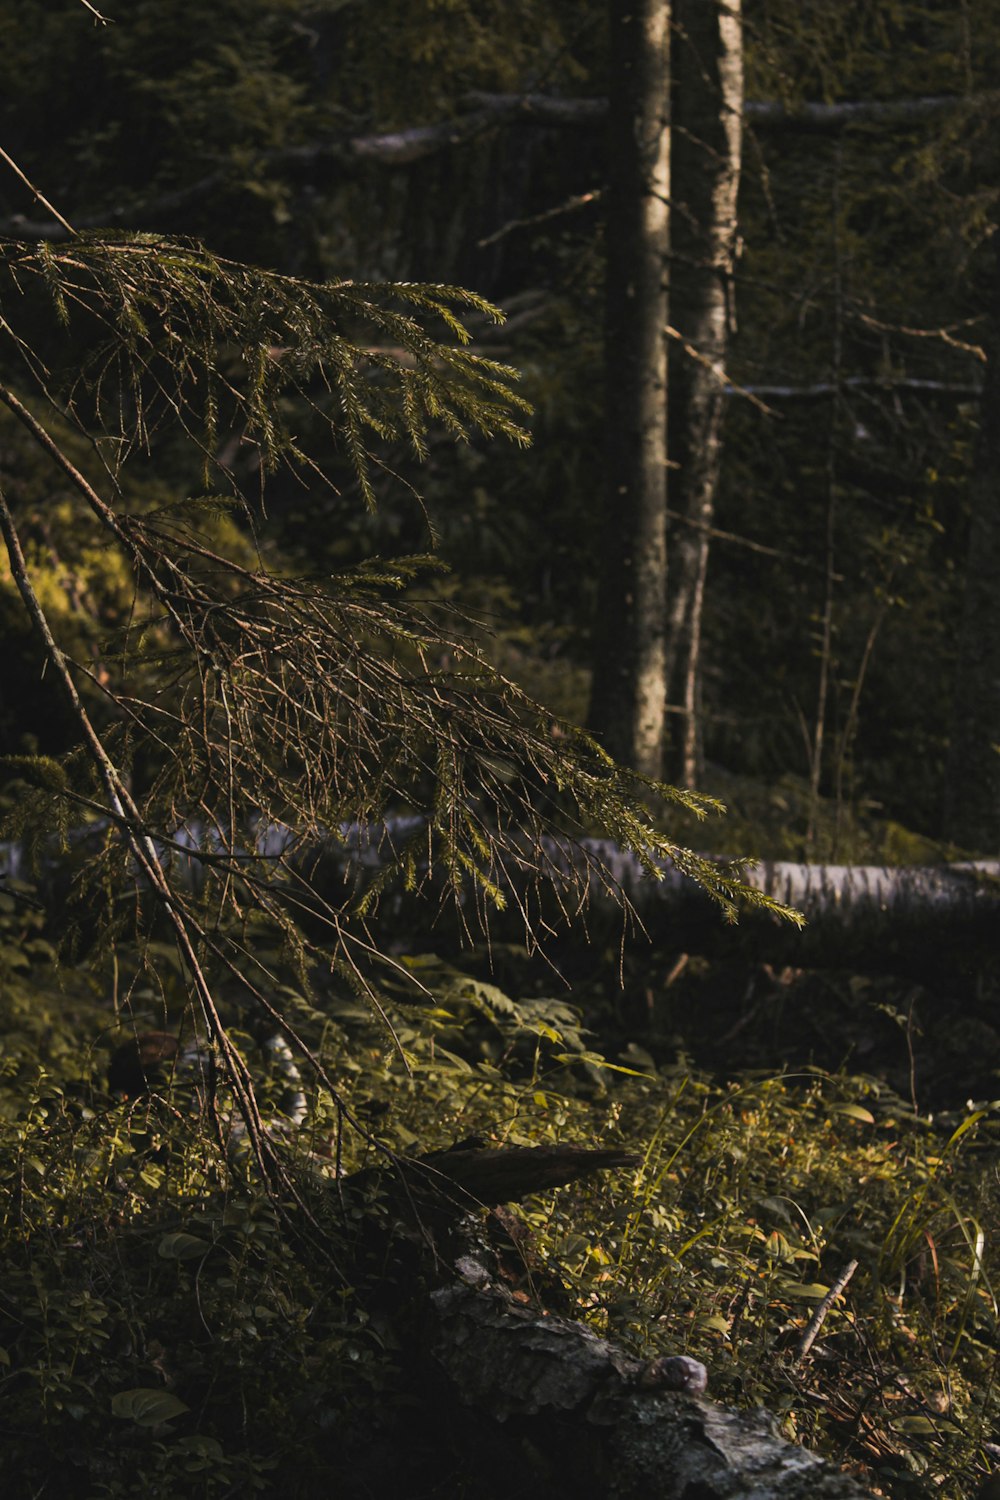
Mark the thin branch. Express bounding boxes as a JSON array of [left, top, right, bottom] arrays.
[[726, 376, 982, 401], [0, 146, 76, 236], [0, 483, 294, 1199], [478, 189, 602, 249], [665, 507, 843, 578], [795, 1259, 859, 1361], [666, 326, 777, 417], [852, 310, 987, 363]]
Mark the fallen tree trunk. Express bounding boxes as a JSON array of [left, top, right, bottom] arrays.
[[4, 819, 999, 972], [568, 839, 1000, 972], [6, 91, 994, 242], [458, 88, 997, 135], [347, 1145, 874, 1500], [426, 1277, 872, 1499], [307, 820, 1000, 973]]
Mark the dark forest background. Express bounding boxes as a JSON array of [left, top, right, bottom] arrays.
[[2, 0, 998, 855], [2, 5, 1000, 1499]]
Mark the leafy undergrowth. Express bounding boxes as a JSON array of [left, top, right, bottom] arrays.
[[570, 1074, 1000, 1498], [1, 890, 999, 1497]]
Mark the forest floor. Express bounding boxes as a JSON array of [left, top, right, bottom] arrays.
[[0, 778, 997, 1499]]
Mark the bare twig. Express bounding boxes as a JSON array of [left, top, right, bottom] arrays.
[[666, 325, 777, 417], [478, 189, 602, 249], [665, 506, 844, 578], [796, 1259, 859, 1361], [0, 146, 76, 236], [853, 310, 987, 362]]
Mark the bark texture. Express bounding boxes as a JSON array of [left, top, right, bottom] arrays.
[[424, 1262, 872, 1499], [340, 1140, 872, 1500], [587, 0, 672, 777], [565, 838, 1000, 971], [666, 0, 744, 786]]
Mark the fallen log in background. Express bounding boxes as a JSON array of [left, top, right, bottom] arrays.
[[568, 838, 1000, 974], [305, 821, 1000, 974], [5, 816, 998, 974]]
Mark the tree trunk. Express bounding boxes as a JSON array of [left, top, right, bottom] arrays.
[[301, 819, 1000, 975], [556, 838, 1000, 973], [426, 1277, 874, 1500], [587, 0, 672, 778], [665, 0, 744, 786], [11, 818, 1000, 976], [944, 230, 1000, 853]]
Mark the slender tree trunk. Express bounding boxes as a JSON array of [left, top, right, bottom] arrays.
[[944, 232, 1000, 853], [806, 147, 845, 852], [587, 0, 671, 778], [664, 0, 744, 786], [679, 533, 708, 780]]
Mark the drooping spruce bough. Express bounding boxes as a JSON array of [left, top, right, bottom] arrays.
[[0, 230, 800, 1203]]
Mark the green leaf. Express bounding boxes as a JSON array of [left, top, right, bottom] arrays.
[[780, 1281, 831, 1300], [111, 1388, 190, 1425], [945, 1110, 987, 1149], [890, 1415, 949, 1435], [174, 1436, 224, 1459], [756, 1196, 794, 1223], [427, 1047, 473, 1074], [157, 1232, 211, 1261], [831, 1104, 875, 1124]]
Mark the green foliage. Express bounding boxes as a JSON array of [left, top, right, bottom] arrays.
[[586, 1071, 1000, 1497], [0, 223, 800, 1167], [2, 0, 998, 840], [709, 2, 1000, 830], [645, 764, 961, 864], [0, 1, 323, 229], [0, 897, 628, 1498], [3, 907, 1000, 1498], [0, 236, 531, 490]]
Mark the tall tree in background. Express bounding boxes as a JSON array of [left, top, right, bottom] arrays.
[[4, 0, 1000, 848], [666, 0, 743, 787], [587, 0, 672, 778]]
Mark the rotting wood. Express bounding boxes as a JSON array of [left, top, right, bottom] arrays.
[[420, 1235, 874, 1499]]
